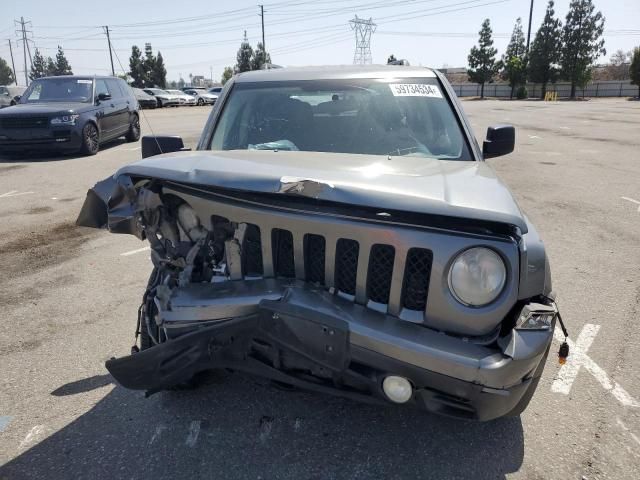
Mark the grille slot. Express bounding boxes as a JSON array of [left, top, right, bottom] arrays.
[[401, 248, 433, 311], [335, 238, 359, 296], [304, 234, 325, 284], [241, 224, 263, 276], [271, 229, 295, 278], [0, 116, 49, 129], [367, 244, 395, 304]]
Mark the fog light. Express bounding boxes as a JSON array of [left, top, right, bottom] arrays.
[[382, 375, 413, 403]]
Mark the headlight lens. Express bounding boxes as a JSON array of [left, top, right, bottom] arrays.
[[448, 247, 506, 307], [51, 114, 79, 125]]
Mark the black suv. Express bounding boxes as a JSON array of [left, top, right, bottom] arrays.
[[0, 76, 140, 157]]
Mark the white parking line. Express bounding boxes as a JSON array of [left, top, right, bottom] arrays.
[[0, 416, 12, 433], [0, 190, 34, 199], [19, 425, 46, 449], [149, 424, 166, 445], [621, 196, 640, 212], [528, 135, 542, 139], [120, 246, 151, 257], [552, 325, 640, 407], [617, 418, 640, 447], [185, 421, 201, 447]]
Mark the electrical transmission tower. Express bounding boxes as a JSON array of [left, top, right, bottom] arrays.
[[350, 16, 376, 65]]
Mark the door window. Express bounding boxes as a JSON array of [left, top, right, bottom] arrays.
[[95, 79, 110, 99]]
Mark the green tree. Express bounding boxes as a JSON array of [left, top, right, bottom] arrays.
[[151, 51, 167, 88], [560, 0, 606, 98], [501, 18, 527, 98], [47, 57, 57, 76], [467, 19, 500, 99], [529, 1, 562, 98], [144, 43, 156, 87], [128, 45, 146, 88], [235, 32, 253, 73], [221, 66, 233, 85], [0, 56, 14, 85], [630, 47, 640, 98], [52, 46, 73, 75], [29, 48, 50, 80], [250, 42, 271, 70]]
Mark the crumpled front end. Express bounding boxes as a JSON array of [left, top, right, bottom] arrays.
[[79, 174, 556, 421]]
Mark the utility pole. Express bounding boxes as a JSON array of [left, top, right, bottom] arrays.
[[526, 0, 534, 52], [7, 39, 18, 85], [17, 17, 30, 85], [350, 16, 376, 65], [104, 26, 115, 76], [259, 5, 267, 68]]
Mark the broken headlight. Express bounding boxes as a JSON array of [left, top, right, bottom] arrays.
[[516, 302, 557, 330]]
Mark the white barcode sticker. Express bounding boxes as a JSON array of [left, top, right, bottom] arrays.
[[389, 84, 442, 98], [77, 79, 92, 84]]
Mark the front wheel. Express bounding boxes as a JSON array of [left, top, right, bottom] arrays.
[[125, 114, 140, 142], [157, 99, 163, 108], [80, 123, 99, 156], [197, 98, 204, 106]]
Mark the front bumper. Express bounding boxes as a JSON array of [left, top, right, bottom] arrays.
[[0, 128, 82, 154], [106, 280, 554, 421]]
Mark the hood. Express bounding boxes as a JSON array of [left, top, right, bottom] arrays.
[[0, 102, 93, 115], [116, 150, 527, 233]]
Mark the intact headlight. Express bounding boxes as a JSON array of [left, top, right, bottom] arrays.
[[448, 247, 506, 307], [51, 114, 79, 125]]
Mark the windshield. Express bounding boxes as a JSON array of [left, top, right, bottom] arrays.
[[209, 78, 471, 160], [148, 89, 169, 95], [22, 77, 93, 103], [167, 90, 183, 95]]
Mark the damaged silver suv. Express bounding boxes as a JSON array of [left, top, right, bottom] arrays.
[[78, 66, 565, 421]]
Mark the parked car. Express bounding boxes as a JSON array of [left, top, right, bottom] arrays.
[[183, 88, 216, 105], [142, 88, 179, 108], [0, 75, 140, 156], [78, 65, 563, 421], [133, 88, 158, 109], [0, 86, 26, 108], [165, 89, 197, 106], [207, 86, 222, 96]]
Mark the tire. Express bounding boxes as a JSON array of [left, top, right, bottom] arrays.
[[157, 99, 163, 108], [197, 98, 204, 106], [125, 114, 141, 142], [80, 123, 99, 156]]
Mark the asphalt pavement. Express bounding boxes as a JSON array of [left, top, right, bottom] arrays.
[[0, 99, 638, 479]]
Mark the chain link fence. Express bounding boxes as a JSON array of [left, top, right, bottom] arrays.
[[450, 81, 639, 98]]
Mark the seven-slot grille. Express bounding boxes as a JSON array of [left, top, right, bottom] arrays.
[[0, 116, 49, 129], [244, 227, 433, 314]]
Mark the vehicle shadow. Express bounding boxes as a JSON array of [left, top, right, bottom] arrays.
[[0, 371, 524, 479], [0, 138, 130, 163]]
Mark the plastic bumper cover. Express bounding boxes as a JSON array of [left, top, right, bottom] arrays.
[[106, 281, 554, 420]]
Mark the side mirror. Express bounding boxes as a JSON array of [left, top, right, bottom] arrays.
[[483, 125, 515, 158], [13, 95, 21, 102], [141, 135, 189, 158], [97, 93, 111, 102]]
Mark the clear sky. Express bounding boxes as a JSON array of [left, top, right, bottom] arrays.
[[1, 0, 638, 85]]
